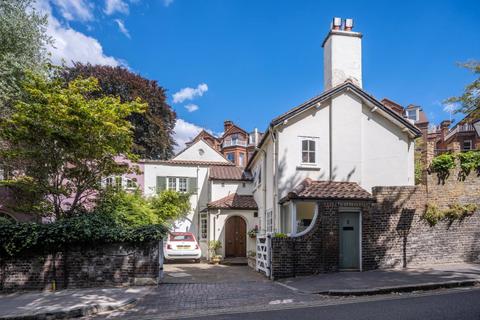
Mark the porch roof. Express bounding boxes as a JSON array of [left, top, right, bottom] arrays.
[[279, 178, 374, 203], [207, 193, 258, 210], [210, 166, 253, 181]]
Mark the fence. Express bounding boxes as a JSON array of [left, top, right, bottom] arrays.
[[255, 235, 271, 277]]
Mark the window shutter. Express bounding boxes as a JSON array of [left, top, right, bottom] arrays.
[[188, 177, 197, 194], [156, 176, 166, 193]]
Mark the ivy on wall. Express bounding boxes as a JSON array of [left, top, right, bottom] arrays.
[[422, 203, 478, 227], [429, 151, 480, 182]]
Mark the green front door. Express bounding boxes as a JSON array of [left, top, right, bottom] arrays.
[[339, 211, 360, 270]]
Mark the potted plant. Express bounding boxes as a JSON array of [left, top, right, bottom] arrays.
[[208, 240, 222, 264], [248, 225, 259, 238]]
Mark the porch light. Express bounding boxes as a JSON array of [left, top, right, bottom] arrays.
[[473, 119, 480, 137]]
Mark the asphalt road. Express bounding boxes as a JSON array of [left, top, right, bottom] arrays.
[[189, 288, 480, 320]]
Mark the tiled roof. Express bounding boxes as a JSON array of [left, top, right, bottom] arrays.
[[207, 193, 258, 210], [210, 166, 253, 181], [141, 159, 234, 166], [280, 178, 374, 203]]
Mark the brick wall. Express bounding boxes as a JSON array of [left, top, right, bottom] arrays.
[[0, 241, 160, 292], [270, 168, 480, 279]]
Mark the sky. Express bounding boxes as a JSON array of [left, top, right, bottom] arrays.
[[36, 0, 480, 152]]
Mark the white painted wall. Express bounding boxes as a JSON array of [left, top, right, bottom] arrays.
[[211, 180, 253, 200], [208, 210, 259, 258], [174, 139, 228, 163], [143, 164, 209, 240], [323, 30, 362, 90]]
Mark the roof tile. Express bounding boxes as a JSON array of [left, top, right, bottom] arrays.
[[210, 166, 253, 181], [207, 193, 258, 210]]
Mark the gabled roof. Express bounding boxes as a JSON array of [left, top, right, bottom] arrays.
[[247, 81, 422, 169], [207, 193, 258, 210], [186, 130, 220, 146], [279, 178, 374, 203], [210, 166, 253, 181], [222, 124, 248, 139]]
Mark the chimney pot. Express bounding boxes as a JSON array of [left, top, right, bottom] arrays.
[[332, 17, 342, 30], [344, 18, 354, 31]]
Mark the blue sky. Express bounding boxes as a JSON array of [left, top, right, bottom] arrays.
[[38, 0, 479, 151]]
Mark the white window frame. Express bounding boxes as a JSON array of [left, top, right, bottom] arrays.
[[254, 164, 262, 189], [299, 136, 319, 167], [406, 109, 419, 122], [200, 213, 208, 241], [167, 177, 177, 191], [463, 140, 472, 151], [178, 177, 188, 192], [166, 177, 190, 193], [266, 209, 273, 234]]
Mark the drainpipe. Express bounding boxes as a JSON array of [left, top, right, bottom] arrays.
[[272, 129, 278, 233]]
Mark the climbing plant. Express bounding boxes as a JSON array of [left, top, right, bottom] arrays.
[[457, 151, 480, 180], [422, 203, 478, 227], [429, 153, 456, 181]]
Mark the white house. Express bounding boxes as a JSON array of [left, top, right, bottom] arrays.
[[138, 18, 421, 264]]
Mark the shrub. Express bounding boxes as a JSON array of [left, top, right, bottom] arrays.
[[208, 240, 222, 256], [422, 203, 443, 226], [422, 203, 478, 227], [429, 153, 455, 181], [0, 213, 167, 257], [457, 151, 480, 179], [273, 232, 288, 238]]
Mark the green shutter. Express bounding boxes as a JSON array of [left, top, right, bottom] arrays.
[[156, 176, 166, 194], [188, 177, 197, 194]]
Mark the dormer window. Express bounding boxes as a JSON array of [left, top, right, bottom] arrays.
[[406, 109, 419, 122]]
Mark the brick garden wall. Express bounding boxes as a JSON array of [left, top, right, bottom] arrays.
[[0, 241, 160, 292], [270, 169, 480, 279]]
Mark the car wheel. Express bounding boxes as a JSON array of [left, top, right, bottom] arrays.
[[194, 259, 200, 263]]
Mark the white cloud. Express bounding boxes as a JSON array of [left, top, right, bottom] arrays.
[[173, 83, 208, 103], [173, 119, 208, 153], [51, 0, 94, 21], [184, 104, 199, 112], [105, 0, 129, 15], [443, 103, 457, 114], [115, 19, 130, 38], [35, 0, 121, 66], [164, 0, 174, 7]]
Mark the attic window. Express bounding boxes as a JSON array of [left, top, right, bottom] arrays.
[[406, 109, 418, 122], [198, 148, 205, 156]]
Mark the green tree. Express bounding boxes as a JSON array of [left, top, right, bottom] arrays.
[[0, 0, 51, 112], [445, 61, 480, 119], [95, 189, 191, 228], [61, 64, 177, 159], [0, 71, 146, 218]]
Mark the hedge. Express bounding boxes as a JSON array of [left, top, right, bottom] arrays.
[[0, 213, 167, 257]]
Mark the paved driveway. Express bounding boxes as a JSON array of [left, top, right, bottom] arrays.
[[93, 262, 330, 319]]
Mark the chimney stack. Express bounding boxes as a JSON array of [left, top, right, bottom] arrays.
[[224, 120, 233, 133], [322, 17, 363, 90]]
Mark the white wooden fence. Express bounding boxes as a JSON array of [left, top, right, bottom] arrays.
[[256, 235, 271, 277]]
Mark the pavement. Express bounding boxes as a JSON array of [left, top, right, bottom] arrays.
[[277, 263, 480, 295], [0, 287, 152, 320], [2, 262, 480, 319]]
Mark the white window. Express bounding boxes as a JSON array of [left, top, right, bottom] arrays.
[[463, 140, 472, 151], [406, 109, 418, 122], [254, 165, 262, 188], [266, 209, 273, 233], [178, 177, 188, 192], [301, 139, 316, 164], [105, 176, 122, 189], [125, 178, 137, 190], [200, 213, 208, 240], [167, 177, 177, 191]]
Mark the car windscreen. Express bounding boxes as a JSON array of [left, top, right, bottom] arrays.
[[170, 234, 195, 241]]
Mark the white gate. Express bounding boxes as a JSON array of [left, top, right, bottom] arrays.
[[256, 235, 271, 277]]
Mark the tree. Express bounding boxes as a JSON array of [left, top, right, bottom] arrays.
[[61, 64, 177, 159], [0, 0, 51, 113], [445, 61, 480, 119], [0, 71, 146, 218]]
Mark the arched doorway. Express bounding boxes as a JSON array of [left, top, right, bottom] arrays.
[[225, 216, 246, 257]]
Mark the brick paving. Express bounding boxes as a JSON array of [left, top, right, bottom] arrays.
[[92, 263, 336, 319]]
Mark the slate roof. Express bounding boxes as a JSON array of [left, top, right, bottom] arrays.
[[207, 193, 258, 210], [210, 166, 253, 181], [280, 178, 374, 203], [141, 160, 234, 166]]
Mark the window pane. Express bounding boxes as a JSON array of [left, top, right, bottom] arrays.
[[302, 151, 309, 162], [178, 178, 187, 192], [309, 151, 315, 163], [302, 140, 308, 151], [168, 177, 176, 190], [309, 140, 315, 151]]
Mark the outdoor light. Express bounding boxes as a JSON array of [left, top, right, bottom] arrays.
[[473, 118, 480, 137]]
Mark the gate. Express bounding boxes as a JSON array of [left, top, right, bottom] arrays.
[[256, 235, 271, 277]]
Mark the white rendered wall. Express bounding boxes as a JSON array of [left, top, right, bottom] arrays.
[[143, 164, 209, 238], [208, 210, 259, 258], [211, 181, 253, 200], [323, 31, 362, 90], [174, 139, 228, 163]]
